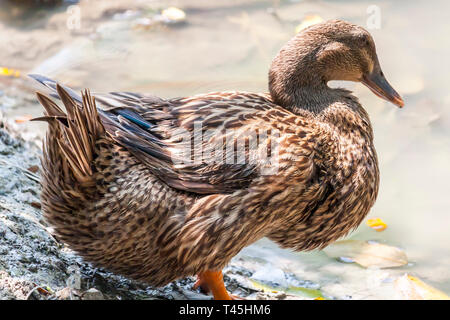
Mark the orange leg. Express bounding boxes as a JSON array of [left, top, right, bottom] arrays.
[[193, 270, 232, 300]]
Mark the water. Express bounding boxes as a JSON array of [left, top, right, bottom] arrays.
[[0, 0, 449, 299]]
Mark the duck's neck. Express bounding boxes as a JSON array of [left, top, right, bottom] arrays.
[[274, 85, 339, 115], [268, 38, 338, 114]]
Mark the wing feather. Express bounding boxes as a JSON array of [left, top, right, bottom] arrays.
[[30, 75, 283, 194]]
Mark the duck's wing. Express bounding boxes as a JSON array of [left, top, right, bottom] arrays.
[[30, 75, 281, 195], [96, 91, 281, 194]]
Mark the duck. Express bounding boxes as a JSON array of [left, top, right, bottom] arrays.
[[31, 19, 403, 300]]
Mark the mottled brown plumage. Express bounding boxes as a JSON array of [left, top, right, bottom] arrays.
[[32, 20, 403, 299]]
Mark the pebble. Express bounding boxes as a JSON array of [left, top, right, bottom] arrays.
[[82, 288, 105, 300]]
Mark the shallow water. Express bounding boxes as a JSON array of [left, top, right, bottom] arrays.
[[0, 0, 449, 299]]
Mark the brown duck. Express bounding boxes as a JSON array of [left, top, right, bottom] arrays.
[[31, 20, 403, 300]]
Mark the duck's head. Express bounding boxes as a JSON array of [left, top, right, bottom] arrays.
[[269, 19, 404, 109]]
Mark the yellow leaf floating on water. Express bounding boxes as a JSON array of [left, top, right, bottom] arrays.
[[323, 240, 408, 268], [0, 67, 20, 77], [395, 274, 450, 300], [295, 15, 324, 33], [366, 218, 388, 232]]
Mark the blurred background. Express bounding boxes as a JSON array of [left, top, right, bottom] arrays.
[[0, 0, 449, 299]]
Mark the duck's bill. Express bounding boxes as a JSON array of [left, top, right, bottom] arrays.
[[361, 71, 404, 108]]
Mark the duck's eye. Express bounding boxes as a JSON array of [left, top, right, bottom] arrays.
[[360, 35, 371, 47]]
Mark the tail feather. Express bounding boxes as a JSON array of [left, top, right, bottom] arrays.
[[31, 75, 106, 186], [35, 91, 66, 117], [34, 84, 105, 187]]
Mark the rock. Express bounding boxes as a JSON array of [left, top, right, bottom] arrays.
[[0, 271, 34, 299], [251, 264, 288, 287], [81, 288, 104, 300], [54, 287, 74, 300]]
